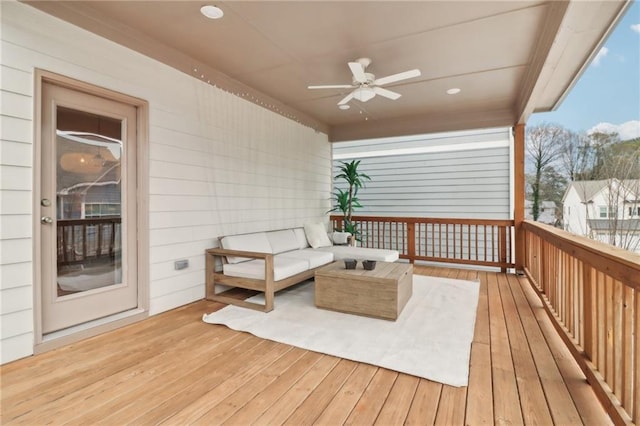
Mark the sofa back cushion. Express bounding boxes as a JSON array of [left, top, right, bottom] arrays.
[[266, 229, 299, 254], [293, 228, 310, 249], [220, 232, 272, 264]]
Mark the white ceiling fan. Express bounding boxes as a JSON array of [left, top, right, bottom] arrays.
[[308, 58, 421, 106]]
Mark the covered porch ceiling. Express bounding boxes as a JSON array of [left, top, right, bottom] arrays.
[[26, 0, 629, 142]]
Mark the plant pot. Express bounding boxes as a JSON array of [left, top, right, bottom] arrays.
[[362, 260, 376, 270], [344, 258, 357, 269]]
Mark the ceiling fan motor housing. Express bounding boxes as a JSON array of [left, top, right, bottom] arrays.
[[353, 72, 375, 86]]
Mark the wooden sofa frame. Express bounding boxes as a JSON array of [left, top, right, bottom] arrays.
[[205, 247, 326, 312]]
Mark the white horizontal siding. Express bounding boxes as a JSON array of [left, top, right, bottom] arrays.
[[1, 165, 32, 190], [1, 65, 34, 96], [332, 128, 512, 219], [1, 115, 32, 143], [0, 190, 32, 215], [1, 140, 33, 167], [0, 2, 331, 363], [0, 215, 32, 239], [1, 262, 32, 290], [1, 50, 36, 361]]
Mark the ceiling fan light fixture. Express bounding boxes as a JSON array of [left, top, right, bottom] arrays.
[[446, 87, 461, 95], [353, 87, 376, 102], [200, 5, 224, 19]]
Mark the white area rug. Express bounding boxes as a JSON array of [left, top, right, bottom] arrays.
[[202, 275, 480, 387]]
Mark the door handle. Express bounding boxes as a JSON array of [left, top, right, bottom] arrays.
[[41, 216, 53, 224]]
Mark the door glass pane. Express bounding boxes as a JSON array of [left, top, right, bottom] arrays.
[[56, 107, 123, 296]]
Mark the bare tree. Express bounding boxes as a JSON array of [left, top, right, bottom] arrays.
[[526, 124, 565, 220], [560, 130, 591, 181]]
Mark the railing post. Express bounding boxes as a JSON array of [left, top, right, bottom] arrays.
[[407, 222, 416, 264], [499, 226, 507, 273], [514, 123, 525, 272]]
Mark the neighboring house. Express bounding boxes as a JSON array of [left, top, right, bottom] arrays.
[[524, 200, 557, 225], [562, 179, 640, 253]]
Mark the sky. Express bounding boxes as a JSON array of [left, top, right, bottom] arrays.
[[527, 1, 640, 140]]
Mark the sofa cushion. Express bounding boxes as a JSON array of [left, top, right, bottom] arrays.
[[266, 229, 299, 254], [222, 257, 308, 281], [220, 232, 272, 264], [315, 245, 399, 262], [303, 222, 332, 248], [278, 249, 334, 269], [292, 228, 310, 249]]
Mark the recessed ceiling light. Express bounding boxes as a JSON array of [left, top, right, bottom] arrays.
[[446, 88, 461, 95], [339, 104, 350, 110], [201, 5, 224, 19]]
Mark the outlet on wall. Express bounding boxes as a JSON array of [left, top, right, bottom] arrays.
[[174, 259, 189, 270]]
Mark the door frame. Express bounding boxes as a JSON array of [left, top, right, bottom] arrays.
[[33, 69, 149, 354]]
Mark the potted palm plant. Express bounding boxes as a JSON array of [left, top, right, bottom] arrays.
[[329, 160, 371, 242]]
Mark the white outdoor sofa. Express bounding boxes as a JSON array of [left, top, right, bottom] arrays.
[[205, 226, 399, 312]]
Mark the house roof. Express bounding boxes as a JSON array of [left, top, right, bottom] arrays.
[[564, 179, 640, 203], [564, 180, 611, 203], [588, 219, 640, 231], [25, 1, 631, 141]]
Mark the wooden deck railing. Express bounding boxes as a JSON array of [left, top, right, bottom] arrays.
[[523, 220, 639, 425], [57, 217, 121, 267], [330, 215, 515, 270]]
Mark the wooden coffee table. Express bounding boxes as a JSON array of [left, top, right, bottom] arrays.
[[314, 261, 413, 320]]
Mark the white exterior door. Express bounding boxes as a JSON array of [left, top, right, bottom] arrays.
[[40, 82, 139, 334]]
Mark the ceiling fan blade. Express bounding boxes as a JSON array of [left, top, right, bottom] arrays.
[[374, 69, 421, 86], [374, 87, 401, 100], [338, 92, 354, 106], [308, 84, 354, 89], [348, 62, 368, 83]]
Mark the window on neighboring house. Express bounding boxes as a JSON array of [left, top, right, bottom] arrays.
[[630, 206, 640, 217], [599, 206, 607, 218], [84, 203, 121, 218]]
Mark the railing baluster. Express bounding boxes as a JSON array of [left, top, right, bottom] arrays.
[[474, 225, 477, 261], [483, 225, 487, 264], [613, 279, 623, 399], [634, 293, 639, 422], [621, 285, 633, 414], [446, 223, 450, 259]]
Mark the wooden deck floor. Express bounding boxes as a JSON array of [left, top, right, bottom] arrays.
[[1, 266, 613, 425]]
